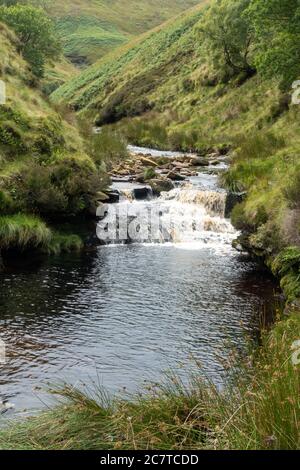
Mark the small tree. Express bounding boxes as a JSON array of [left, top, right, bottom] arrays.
[[247, 0, 300, 90], [199, 0, 256, 79], [0, 4, 60, 77]]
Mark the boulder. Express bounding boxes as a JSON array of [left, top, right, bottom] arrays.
[[97, 191, 110, 202], [149, 178, 174, 195], [166, 171, 186, 181], [105, 189, 120, 204], [133, 187, 153, 200], [135, 173, 146, 183], [189, 157, 210, 167], [139, 156, 159, 167], [225, 192, 247, 217]]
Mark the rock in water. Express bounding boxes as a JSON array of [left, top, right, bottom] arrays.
[[189, 157, 210, 167], [225, 192, 247, 217], [149, 178, 174, 195], [0, 399, 15, 414], [105, 190, 120, 204], [166, 171, 186, 181], [133, 187, 153, 200]]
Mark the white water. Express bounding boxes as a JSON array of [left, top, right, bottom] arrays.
[[101, 181, 236, 252]]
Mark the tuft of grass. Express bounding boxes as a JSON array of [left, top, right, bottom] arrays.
[[0, 214, 51, 250], [46, 232, 83, 255], [2, 312, 300, 450]]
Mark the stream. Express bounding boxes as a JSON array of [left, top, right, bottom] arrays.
[[0, 146, 277, 416]]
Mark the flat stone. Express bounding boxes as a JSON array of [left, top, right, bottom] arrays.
[[167, 171, 186, 181]]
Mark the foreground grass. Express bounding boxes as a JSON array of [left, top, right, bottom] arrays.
[[0, 214, 51, 250], [1, 312, 300, 450], [0, 214, 84, 256]]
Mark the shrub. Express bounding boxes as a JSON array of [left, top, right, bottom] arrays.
[[33, 116, 65, 156], [16, 157, 107, 217], [88, 127, 128, 170], [272, 247, 300, 301], [143, 167, 156, 181], [0, 189, 13, 214], [283, 167, 300, 209]]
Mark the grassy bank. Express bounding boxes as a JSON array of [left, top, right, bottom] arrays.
[[1, 310, 300, 450], [0, 20, 115, 258], [0, 214, 84, 256]]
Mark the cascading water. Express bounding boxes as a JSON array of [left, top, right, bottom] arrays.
[[97, 183, 237, 250]]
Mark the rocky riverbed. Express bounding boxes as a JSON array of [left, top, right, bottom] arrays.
[[107, 147, 230, 197]]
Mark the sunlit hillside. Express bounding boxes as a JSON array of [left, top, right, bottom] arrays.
[[44, 0, 200, 65]]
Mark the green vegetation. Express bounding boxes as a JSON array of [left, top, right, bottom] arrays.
[[272, 248, 300, 302], [0, 4, 60, 77], [1, 310, 300, 450], [37, 0, 200, 65], [0, 214, 51, 249], [199, 0, 256, 80], [53, 0, 300, 301], [247, 0, 300, 90], [46, 232, 83, 255], [0, 20, 109, 256], [0, 214, 83, 254], [87, 126, 128, 170], [1, 0, 300, 451]]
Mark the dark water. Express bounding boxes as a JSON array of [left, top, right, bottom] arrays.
[[0, 146, 278, 415], [0, 244, 277, 414]]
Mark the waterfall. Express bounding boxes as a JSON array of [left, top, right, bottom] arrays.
[[160, 187, 227, 217], [97, 183, 237, 249]]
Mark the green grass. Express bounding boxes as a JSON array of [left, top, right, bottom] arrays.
[[0, 214, 85, 254], [1, 311, 300, 450], [42, 0, 200, 65], [0, 22, 109, 247], [52, 3, 209, 109], [0, 214, 51, 250], [46, 232, 83, 255]]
